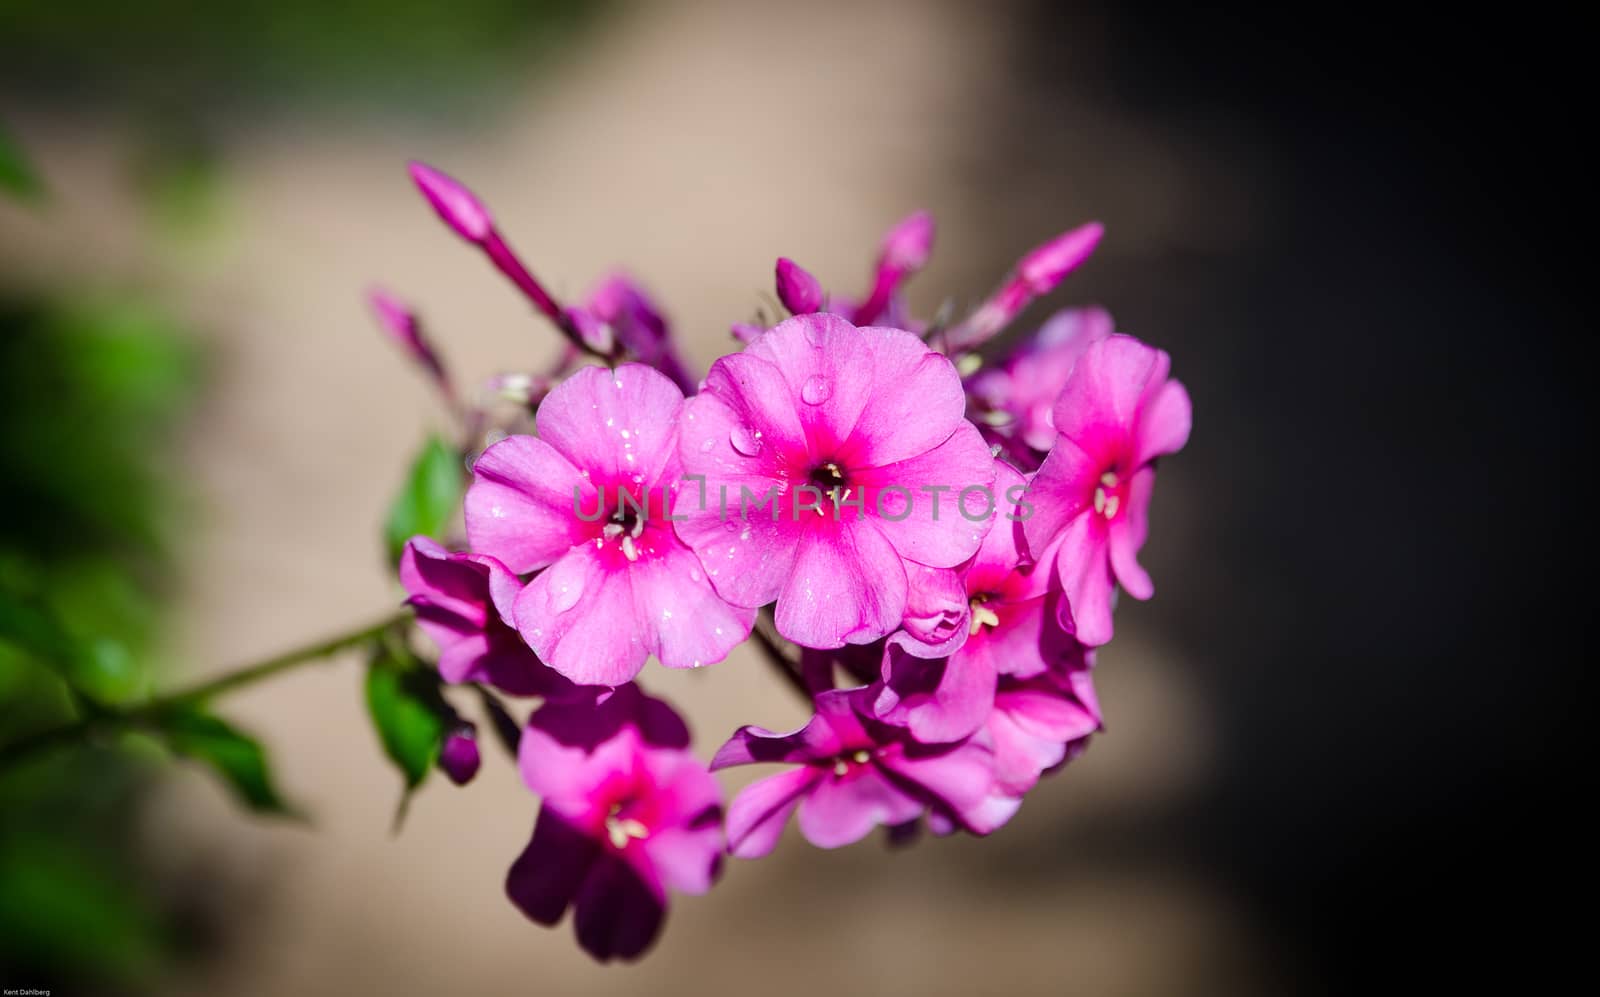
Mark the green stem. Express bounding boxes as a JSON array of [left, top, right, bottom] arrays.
[[0, 611, 408, 768]]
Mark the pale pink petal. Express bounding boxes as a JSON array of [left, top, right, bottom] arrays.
[[744, 313, 876, 455], [629, 539, 755, 669], [1051, 335, 1169, 466], [899, 562, 971, 658], [515, 545, 648, 686], [465, 434, 594, 573], [774, 518, 907, 648], [855, 420, 995, 568], [837, 326, 969, 467], [535, 363, 684, 489]]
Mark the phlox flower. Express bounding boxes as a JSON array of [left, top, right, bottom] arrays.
[[398, 536, 571, 697], [464, 363, 754, 685], [676, 312, 995, 649], [713, 687, 1005, 858], [507, 685, 722, 962], [1023, 334, 1192, 646]]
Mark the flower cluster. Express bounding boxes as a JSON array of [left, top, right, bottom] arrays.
[[377, 163, 1190, 961]]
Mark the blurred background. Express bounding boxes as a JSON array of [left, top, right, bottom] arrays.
[[1, 1, 1582, 993]]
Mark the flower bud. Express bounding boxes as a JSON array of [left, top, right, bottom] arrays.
[[368, 286, 453, 400], [1016, 221, 1103, 293], [879, 211, 935, 273], [774, 258, 824, 315], [439, 724, 481, 785], [408, 161, 493, 244]]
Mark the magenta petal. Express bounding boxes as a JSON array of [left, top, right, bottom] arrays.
[[573, 854, 664, 963], [724, 768, 818, 859], [797, 768, 923, 849], [514, 545, 647, 686], [881, 740, 997, 831], [506, 810, 601, 926], [1051, 335, 1170, 461], [877, 636, 997, 743], [518, 719, 636, 803], [1052, 515, 1115, 647], [465, 435, 594, 573], [1136, 377, 1193, 466], [774, 519, 907, 648], [856, 420, 996, 569], [1108, 466, 1156, 600], [1021, 435, 1097, 561], [775, 258, 824, 315], [1016, 221, 1104, 292], [536, 364, 684, 490]]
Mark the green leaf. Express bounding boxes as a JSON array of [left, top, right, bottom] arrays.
[[0, 122, 44, 201], [364, 650, 447, 800], [157, 708, 296, 816], [383, 434, 464, 563]]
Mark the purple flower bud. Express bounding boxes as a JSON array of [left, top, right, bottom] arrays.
[[730, 322, 765, 344], [440, 724, 481, 786], [879, 211, 935, 272], [774, 258, 823, 315], [408, 161, 493, 245], [1016, 221, 1103, 293], [367, 286, 453, 401]]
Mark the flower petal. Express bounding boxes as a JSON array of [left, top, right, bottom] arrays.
[[854, 420, 995, 569], [465, 434, 593, 573], [536, 363, 684, 490], [573, 853, 665, 963], [514, 544, 647, 686], [724, 768, 819, 859], [774, 518, 907, 648], [506, 809, 600, 926], [1108, 466, 1156, 600], [629, 538, 755, 669], [796, 768, 924, 849]]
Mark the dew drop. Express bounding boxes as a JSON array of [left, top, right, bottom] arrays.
[[700, 437, 716, 453], [801, 375, 832, 405], [730, 424, 764, 456], [547, 560, 586, 612]]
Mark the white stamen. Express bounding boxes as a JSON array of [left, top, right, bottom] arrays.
[[969, 604, 1001, 635], [1103, 495, 1120, 518], [621, 535, 639, 561], [1093, 487, 1107, 514]]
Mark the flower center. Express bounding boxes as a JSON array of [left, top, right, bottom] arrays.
[[604, 802, 650, 849], [1092, 470, 1125, 520], [601, 498, 648, 561], [968, 594, 1002, 635], [831, 748, 872, 777], [807, 461, 853, 513]]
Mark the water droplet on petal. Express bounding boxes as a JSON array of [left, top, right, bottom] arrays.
[[730, 424, 764, 456], [700, 437, 716, 453], [547, 560, 586, 612], [801, 375, 832, 405]]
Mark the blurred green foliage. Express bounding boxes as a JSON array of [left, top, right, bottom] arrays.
[[366, 643, 449, 828], [0, 122, 44, 201], [384, 434, 465, 564], [0, 296, 201, 989], [0, 0, 601, 114]]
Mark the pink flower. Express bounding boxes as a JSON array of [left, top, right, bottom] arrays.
[[873, 461, 1081, 741], [507, 685, 722, 962], [398, 536, 572, 697], [675, 313, 995, 649], [968, 307, 1114, 458], [1023, 334, 1192, 646], [464, 364, 754, 685], [712, 687, 1004, 858]]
